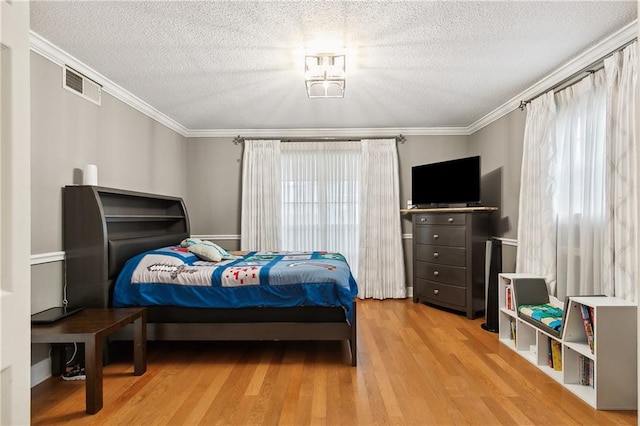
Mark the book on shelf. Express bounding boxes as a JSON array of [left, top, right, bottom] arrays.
[[550, 340, 562, 371], [505, 285, 514, 311], [579, 304, 595, 354], [509, 318, 516, 341], [579, 355, 595, 387]]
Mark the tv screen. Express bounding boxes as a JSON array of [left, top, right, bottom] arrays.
[[411, 156, 481, 207]]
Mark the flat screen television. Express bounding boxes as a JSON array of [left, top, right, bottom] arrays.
[[411, 156, 481, 207]]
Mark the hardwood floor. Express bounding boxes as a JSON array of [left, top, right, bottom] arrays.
[[32, 299, 637, 425]]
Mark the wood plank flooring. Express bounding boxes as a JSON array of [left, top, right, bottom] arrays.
[[31, 299, 637, 425]]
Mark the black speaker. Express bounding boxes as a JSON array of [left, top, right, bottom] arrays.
[[481, 238, 502, 333]]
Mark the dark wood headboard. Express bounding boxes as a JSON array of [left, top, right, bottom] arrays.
[[63, 186, 190, 308]]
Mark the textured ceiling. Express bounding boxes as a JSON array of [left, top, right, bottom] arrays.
[[30, 1, 637, 132]]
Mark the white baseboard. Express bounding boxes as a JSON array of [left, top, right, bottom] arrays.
[[31, 357, 51, 388], [407, 286, 413, 298]]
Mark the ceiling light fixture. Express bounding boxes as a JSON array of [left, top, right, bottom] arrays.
[[304, 53, 345, 98]]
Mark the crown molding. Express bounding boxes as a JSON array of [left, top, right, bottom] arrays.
[[467, 19, 638, 134], [30, 19, 637, 139], [29, 30, 469, 139], [186, 126, 471, 138], [29, 31, 189, 138]]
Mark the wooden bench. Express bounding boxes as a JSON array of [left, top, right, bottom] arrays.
[[31, 308, 147, 414]]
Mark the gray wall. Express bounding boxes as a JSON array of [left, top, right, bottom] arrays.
[[186, 136, 243, 252], [30, 52, 189, 364], [469, 109, 527, 272]]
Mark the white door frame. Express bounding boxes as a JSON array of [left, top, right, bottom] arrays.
[[0, 0, 32, 424]]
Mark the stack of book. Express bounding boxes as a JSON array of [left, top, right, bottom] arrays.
[[579, 355, 595, 387]]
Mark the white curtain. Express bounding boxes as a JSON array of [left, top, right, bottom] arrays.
[[357, 139, 406, 299], [603, 43, 638, 301], [280, 142, 361, 275], [516, 92, 559, 293], [240, 140, 282, 251], [554, 71, 607, 299], [517, 42, 638, 301]]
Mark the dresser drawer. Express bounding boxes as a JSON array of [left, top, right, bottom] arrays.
[[414, 213, 466, 226], [415, 261, 466, 286], [415, 279, 466, 307], [415, 244, 466, 267], [415, 225, 466, 247]]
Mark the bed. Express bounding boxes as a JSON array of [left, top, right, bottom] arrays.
[[63, 185, 358, 366]]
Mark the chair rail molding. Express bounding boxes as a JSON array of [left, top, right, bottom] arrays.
[[31, 251, 65, 265], [192, 234, 241, 241]]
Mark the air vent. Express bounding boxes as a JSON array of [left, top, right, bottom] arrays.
[[63, 66, 102, 106]]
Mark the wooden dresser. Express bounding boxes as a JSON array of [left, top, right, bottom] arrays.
[[404, 207, 496, 319]]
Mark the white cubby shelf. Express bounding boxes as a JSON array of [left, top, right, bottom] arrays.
[[497, 273, 637, 410]]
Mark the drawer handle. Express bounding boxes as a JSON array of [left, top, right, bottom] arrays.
[[419, 217, 427, 222], [433, 234, 439, 240], [433, 271, 439, 277], [447, 217, 454, 223], [433, 252, 439, 258], [433, 289, 439, 295]]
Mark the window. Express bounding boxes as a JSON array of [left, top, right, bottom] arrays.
[[280, 142, 361, 276], [554, 71, 607, 298]]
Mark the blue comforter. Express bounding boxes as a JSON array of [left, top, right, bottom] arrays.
[[112, 247, 358, 322]]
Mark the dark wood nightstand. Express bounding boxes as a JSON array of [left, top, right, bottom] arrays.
[[31, 307, 146, 414]]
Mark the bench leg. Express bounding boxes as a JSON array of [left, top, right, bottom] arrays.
[[132, 314, 147, 375], [84, 336, 103, 414]]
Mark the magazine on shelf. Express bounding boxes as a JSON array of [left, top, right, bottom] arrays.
[[505, 284, 515, 311], [579, 304, 595, 354]]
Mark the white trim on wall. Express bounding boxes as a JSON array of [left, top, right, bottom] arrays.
[[30, 251, 65, 265], [401, 234, 516, 246], [29, 20, 637, 138], [27, 238, 514, 263], [495, 237, 518, 247], [187, 127, 471, 138], [192, 234, 241, 241]]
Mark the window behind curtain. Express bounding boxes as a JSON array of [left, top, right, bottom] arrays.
[[280, 141, 362, 276], [554, 70, 607, 298]]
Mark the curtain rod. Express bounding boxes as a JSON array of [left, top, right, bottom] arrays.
[[233, 134, 406, 145], [519, 37, 637, 110]]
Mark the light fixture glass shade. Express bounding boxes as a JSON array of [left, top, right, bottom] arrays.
[[304, 54, 345, 98]]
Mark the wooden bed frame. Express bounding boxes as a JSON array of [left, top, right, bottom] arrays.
[[63, 185, 357, 366]]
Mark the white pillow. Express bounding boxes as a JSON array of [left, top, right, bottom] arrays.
[[181, 238, 236, 260], [180, 237, 202, 248], [187, 242, 222, 262]]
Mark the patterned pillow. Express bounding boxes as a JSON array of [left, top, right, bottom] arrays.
[[518, 303, 563, 331], [180, 237, 202, 248], [187, 242, 222, 262], [181, 238, 238, 260]]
